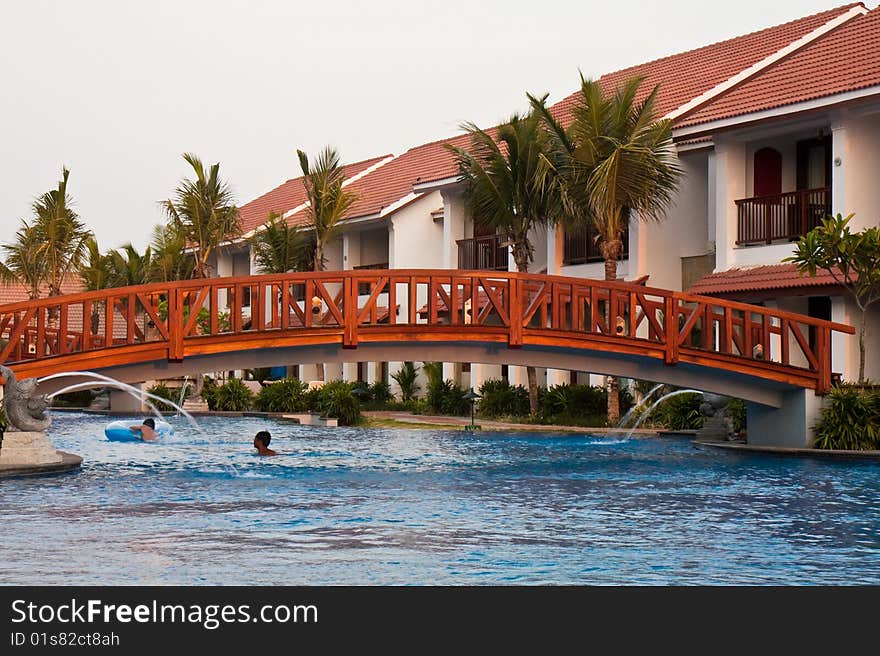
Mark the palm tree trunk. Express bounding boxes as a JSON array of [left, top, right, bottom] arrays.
[[602, 237, 623, 425], [314, 240, 324, 382], [859, 308, 866, 384], [514, 246, 539, 416]]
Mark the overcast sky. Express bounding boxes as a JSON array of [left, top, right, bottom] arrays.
[[1, 0, 870, 250]]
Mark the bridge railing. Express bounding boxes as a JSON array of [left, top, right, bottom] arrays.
[[0, 270, 854, 392]]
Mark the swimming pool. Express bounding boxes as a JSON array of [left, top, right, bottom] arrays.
[[1, 412, 878, 585]]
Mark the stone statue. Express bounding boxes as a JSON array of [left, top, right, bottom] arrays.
[[0, 365, 52, 433], [697, 392, 736, 441]]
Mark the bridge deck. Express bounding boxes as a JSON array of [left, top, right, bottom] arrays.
[[0, 270, 853, 399]]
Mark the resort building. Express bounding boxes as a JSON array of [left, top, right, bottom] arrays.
[[218, 2, 880, 389]]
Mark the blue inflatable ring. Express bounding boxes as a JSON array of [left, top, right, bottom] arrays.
[[104, 419, 173, 442]]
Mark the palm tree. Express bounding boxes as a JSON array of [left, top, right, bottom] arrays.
[[107, 243, 153, 287], [250, 211, 314, 274], [162, 153, 241, 279], [296, 147, 357, 273], [150, 224, 194, 282], [448, 112, 563, 415], [530, 75, 681, 423], [31, 167, 92, 300], [297, 147, 358, 382], [1, 220, 47, 300], [78, 237, 115, 333]]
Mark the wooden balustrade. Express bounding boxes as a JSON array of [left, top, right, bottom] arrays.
[[735, 187, 830, 246], [456, 235, 508, 271], [0, 270, 854, 393]]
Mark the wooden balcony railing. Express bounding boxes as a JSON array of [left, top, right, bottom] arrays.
[[354, 262, 389, 295], [457, 235, 508, 271], [563, 225, 629, 265], [736, 187, 830, 246]]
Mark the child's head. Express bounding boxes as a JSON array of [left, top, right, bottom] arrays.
[[143, 418, 156, 429], [254, 430, 271, 448]]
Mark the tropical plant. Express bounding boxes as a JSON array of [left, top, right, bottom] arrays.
[[785, 213, 880, 383], [254, 378, 309, 413], [311, 380, 361, 426], [448, 112, 563, 415], [30, 167, 92, 299], [146, 382, 180, 412], [297, 147, 358, 382], [391, 362, 421, 401], [150, 223, 194, 282], [530, 75, 681, 423], [648, 392, 705, 430], [209, 378, 254, 411], [107, 243, 152, 287], [250, 211, 313, 274], [162, 153, 241, 279], [426, 378, 470, 416], [477, 378, 530, 418], [1, 220, 48, 299], [813, 384, 879, 450], [541, 383, 608, 419], [297, 147, 358, 273]]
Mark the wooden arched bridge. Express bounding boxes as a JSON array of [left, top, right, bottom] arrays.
[[0, 270, 853, 408]]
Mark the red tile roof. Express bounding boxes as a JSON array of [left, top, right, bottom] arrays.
[[549, 4, 862, 124], [238, 154, 392, 234], [679, 7, 880, 128], [0, 277, 83, 306], [688, 264, 840, 296], [344, 133, 474, 218]]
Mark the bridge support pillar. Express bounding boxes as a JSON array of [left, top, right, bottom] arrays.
[[109, 382, 146, 413], [746, 389, 824, 448]]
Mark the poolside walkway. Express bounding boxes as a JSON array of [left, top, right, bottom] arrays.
[[695, 439, 880, 461], [362, 411, 659, 435]]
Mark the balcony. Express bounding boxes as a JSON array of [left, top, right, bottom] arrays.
[[735, 187, 830, 246], [457, 235, 508, 271], [354, 262, 389, 295], [563, 225, 629, 265]]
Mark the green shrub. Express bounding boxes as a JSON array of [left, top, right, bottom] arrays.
[[254, 378, 308, 412], [478, 378, 530, 418], [726, 398, 746, 434], [311, 380, 361, 426], [50, 389, 96, 408], [209, 378, 254, 411], [814, 386, 880, 450], [146, 382, 181, 411], [391, 362, 420, 401], [649, 392, 704, 430], [426, 378, 469, 416], [370, 381, 393, 406], [540, 383, 607, 419]]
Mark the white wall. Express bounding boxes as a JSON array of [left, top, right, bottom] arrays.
[[636, 150, 710, 290], [839, 113, 880, 229]]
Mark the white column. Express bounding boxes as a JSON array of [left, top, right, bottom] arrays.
[[830, 295, 850, 380], [367, 362, 380, 385], [713, 140, 746, 272], [545, 225, 564, 276], [831, 119, 848, 217], [342, 232, 361, 271], [442, 362, 457, 384], [707, 149, 717, 252], [387, 361, 404, 397], [441, 188, 466, 269], [509, 366, 528, 388], [342, 362, 358, 382], [545, 369, 568, 387], [472, 363, 502, 391]]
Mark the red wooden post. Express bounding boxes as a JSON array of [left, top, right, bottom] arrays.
[[167, 287, 184, 362], [343, 275, 357, 349], [664, 296, 677, 365], [58, 303, 68, 355], [508, 276, 523, 348]]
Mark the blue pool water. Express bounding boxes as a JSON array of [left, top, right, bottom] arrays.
[[1, 412, 879, 585]]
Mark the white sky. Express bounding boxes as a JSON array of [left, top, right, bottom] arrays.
[[1, 0, 871, 250]]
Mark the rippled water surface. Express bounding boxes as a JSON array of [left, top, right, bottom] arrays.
[[2, 412, 879, 585]]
